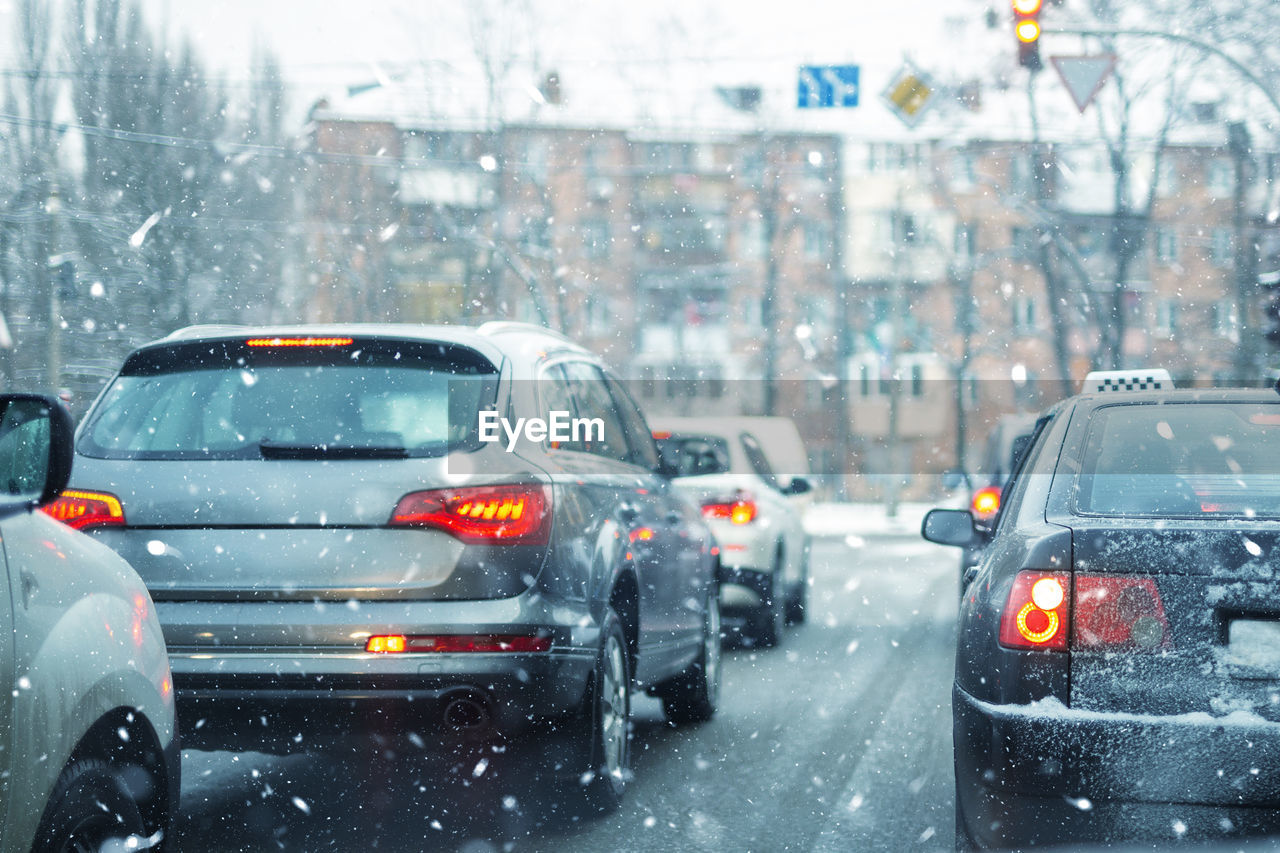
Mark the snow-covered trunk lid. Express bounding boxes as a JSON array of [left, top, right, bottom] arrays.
[[1069, 522, 1280, 721]]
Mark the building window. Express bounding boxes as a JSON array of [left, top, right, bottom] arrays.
[[1154, 226, 1178, 265], [1011, 226, 1034, 259], [1210, 228, 1233, 267], [738, 218, 766, 259], [804, 223, 830, 260], [951, 152, 976, 190], [580, 219, 610, 260], [1012, 296, 1036, 334], [1214, 299, 1239, 341], [1154, 298, 1179, 337], [1207, 159, 1233, 197], [1156, 157, 1180, 199]]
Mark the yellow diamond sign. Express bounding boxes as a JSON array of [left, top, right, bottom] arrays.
[[882, 63, 935, 128]]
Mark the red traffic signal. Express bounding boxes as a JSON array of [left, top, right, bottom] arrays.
[[1012, 0, 1043, 71]]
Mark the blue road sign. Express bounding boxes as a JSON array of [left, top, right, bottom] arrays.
[[797, 65, 860, 109]]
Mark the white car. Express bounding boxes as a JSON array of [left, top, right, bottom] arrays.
[[0, 393, 178, 852], [651, 416, 812, 646]]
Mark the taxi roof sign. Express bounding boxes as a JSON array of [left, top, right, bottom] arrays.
[[1083, 369, 1173, 393]]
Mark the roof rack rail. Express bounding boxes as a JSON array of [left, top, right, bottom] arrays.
[[160, 324, 250, 341], [476, 321, 574, 344]]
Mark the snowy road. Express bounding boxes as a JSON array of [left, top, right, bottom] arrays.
[[177, 534, 961, 852]]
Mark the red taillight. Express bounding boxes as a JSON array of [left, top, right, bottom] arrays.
[[389, 483, 551, 545], [364, 634, 551, 653], [1072, 574, 1170, 651], [971, 486, 1002, 519], [652, 430, 672, 440], [702, 498, 757, 525], [244, 336, 354, 347], [41, 489, 125, 531], [999, 571, 1070, 651]]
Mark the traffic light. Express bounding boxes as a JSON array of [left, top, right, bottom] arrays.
[[1263, 281, 1280, 349], [1013, 0, 1043, 71]]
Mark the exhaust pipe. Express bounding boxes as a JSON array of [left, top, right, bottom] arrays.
[[442, 694, 491, 731]]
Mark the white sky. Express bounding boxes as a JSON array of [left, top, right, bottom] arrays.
[[151, 0, 995, 113]]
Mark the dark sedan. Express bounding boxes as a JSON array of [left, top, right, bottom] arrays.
[[49, 322, 721, 813], [925, 378, 1280, 848]]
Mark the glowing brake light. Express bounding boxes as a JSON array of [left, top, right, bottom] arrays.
[[1072, 574, 1169, 651], [702, 499, 757, 525], [390, 483, 551, 544], [999, 571, 1069, 650], [41, 489, 125, 531], [971, 486, 1002, 519], [365, 634, 551, 653], [244, 337, 354, 347], [366, 635, 406, 653]]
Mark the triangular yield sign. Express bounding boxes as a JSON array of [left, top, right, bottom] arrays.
[[1050, 54, 1116, 114]]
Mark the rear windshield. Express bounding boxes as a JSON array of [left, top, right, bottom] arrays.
[[78, 339, 498, 460], [1077, 402, 1280, 518], [656, 434, 732, 477]]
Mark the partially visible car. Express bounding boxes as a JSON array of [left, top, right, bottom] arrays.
[[0, 393, 178, 852], [52, 322, 720, 814], [958, 413, 1039, 580], [925, 373, 1280, 849], [651, 416, 811, 646]]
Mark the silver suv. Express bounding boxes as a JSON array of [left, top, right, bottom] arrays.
[[56, 323, 720, 813]]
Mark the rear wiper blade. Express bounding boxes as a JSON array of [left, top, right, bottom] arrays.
[[258, 440, 408, 460]]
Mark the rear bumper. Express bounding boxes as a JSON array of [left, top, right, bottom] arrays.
[[173, 648, 595, 749], [160, 592, 600, 750], [954, 684, 1280, 847]]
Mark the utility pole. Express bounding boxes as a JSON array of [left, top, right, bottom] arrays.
[[43, 183, 61, 393], [1228, 120, 1256, 381], [760, 134, 780, 415], [885, 191, 909, 519]]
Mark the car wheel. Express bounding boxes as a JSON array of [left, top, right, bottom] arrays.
[[34, 758, 151, 853], [752, 551, 786, 648], [660, 588, 722, 724], [570, 610, 631, 814], [786, 539, 810, 625]]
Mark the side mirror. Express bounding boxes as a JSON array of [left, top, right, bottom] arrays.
[[0, 394, 74, 516], [781, 476, 812, 496], [921, 508, 978, 548]]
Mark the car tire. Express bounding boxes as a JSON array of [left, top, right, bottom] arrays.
[[752, 550, 786, 648], [34, 757, 152, 853], [660, 588, 722, 725], [786, 539, 810, 625], [953, 783, 981, 852], [569, 610, 631, 814]]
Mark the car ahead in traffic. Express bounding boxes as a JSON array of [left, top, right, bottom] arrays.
[[49, 322, 720, 813], [956, 413, 1038, 579], [924, 373, 1280, 849], [0, 393, 177, 852], [650, 416, 811, 646]]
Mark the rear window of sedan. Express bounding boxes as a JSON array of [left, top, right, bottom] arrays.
[[78, 339, 498, 460], [1076, 402, 1280, 517], [655, 435, 732, 477]]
